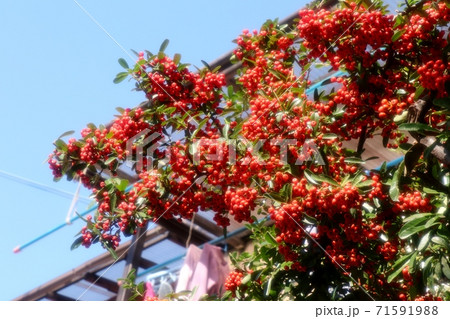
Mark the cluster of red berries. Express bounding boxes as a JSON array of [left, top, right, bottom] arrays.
[[48, 151, 63, 178], [48, 108, 153, 182], [224, 187, 258, 223], [139, 55, 226, 111], [393, 191, 432, 213], [377, 241, 398, 261], [417, 59, 449, 95], [394, 2, 449, 59], [298, 6, 393, 70], [414, 294, 443, 301], [224, 271, 244, 297]]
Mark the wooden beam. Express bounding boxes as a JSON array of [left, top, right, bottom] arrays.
[[84, 273, 119, 294], [46, 292, 76, 301], [138, 257, 156, 269], [193, 214, 245, 249], [158, 218, 211, 247]]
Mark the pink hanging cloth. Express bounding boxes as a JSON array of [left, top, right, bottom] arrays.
[[144, 281, 156, 300], [176, 244, 229, 300]]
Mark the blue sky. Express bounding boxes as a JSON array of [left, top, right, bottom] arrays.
[[0, 0, 307, 300]]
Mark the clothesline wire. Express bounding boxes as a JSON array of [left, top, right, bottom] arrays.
[[0, 169, 91, 205], [185, 212, 196, 249]]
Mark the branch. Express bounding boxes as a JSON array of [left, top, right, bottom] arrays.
[[401, 0, 428, 16], [406, 95, 450, 166], [419, 136, 450, 166], [357, 125, 367, 155], [407, 94, 432, 125]]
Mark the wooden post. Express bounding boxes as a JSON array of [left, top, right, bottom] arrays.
[[116, 226, 147, 301]]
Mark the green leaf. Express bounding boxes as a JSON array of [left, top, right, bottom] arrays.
[[173, 53, 181, 65], [276, 112, 283, 123], [113, 72, 129, 84], [344, 157, 365, 164], [280, 183, 293, 202], [356, 179, 373, 188], [387, 253, 413, 283], [105, 244, 118, 260], [422, 187, 441, 195], [304, 169, 339, 187], [241, 274, 251, 285], [303, 169, 321, 186], [118, 58, 129, 69], [399, 215, 439, 239], [130, 49, 140, 57], [441, 257, 450, 280], [408, 251, 418, 272], [229, 121, 244, 139], [422, 256, 434, 271], [404, 143, 426, 173], [433, 97, 450, 110], [192, 118, 209, 139], [393, 15, 405, 28], [264, 233, 278, 246], [303, 213, 317, 225], [434, 261, 442, 282], [393, 110, 408, 123], [104, 157, 117, 165], [398, 123, 440, 134], [414, 86, 425, 100], [201, 60, 211, 70], [424, 216, 440, 228], [222, 121, 230, 139], [268, 68, 283, 79], [116, 179, 129, 192], [382, 135, 389, 148], [263, 192, 287, 203], [418, 231, 432, 251], [58, 130, 75, 140], [391, 29, 406, 42], [431, 236, 448, 248], [351, 171, 364, 185], [71, 236, 83, 251], [320, 78, 332, 86], [164, 107, 177, 115], [389, 160, 404, 201], [313, 88, 319, 101], [159, 39, 169, 53], [264, 276, 274, 297], [54, 139, 68, 152], [322, 133, 338, 140]]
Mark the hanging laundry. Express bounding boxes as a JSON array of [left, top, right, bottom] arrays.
[[176, 243, 229, 300], [144, 281, 156, 300], [176, 245, 203, 293], [158, 279, 173, 299]]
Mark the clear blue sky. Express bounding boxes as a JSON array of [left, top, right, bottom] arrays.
[[0, 0, 307, 300]]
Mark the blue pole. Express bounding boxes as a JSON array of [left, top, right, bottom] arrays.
[[373, 156, 404, 171], [13, 205, 97, 253], [306, 70, 345, 94], [13, 184, 136, 253]]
